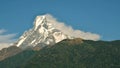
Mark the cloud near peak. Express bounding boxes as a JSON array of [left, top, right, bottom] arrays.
[[0, 14, 100, 50], [45, 14, 100, 41]]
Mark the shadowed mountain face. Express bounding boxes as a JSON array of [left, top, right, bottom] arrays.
[[0, 38, 120, 68]]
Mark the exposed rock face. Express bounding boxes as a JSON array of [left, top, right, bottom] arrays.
[[16, 15, 72, 49]]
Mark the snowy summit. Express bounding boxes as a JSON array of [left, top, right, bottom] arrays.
[[16, 15, 72, 49]]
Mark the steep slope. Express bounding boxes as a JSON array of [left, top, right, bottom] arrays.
[[22, 39, 120, 68], [0, 39, 119, 68], [16, 15, 72, 49], [0, 46, 22, 61], [0, 50, 36, 68]]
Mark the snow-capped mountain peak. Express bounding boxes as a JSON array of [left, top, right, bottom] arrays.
[[16, 15, 72, 49], [34, 15, 46, 30]]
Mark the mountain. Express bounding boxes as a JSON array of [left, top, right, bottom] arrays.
[[0, 14, 119, 68], [21, 39, 120, 68], [0, 39, 120, 68], [16, 15, 72, 49], [0, 49, 36, 68], [0, 46, 22, 61], [0, 14, 73, 62]]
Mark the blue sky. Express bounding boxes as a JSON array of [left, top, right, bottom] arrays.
[[0, 0, 120, 41]]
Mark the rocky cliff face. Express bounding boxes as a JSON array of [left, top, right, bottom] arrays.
[[16, 15, 72, 49]]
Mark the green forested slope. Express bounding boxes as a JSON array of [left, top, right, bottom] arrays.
[[0, 39, 120, 68], [22, 40, 120, 68], [0, 50, 36, 68]]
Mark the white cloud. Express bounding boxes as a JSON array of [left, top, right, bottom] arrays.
[[0, 14, 100, 50], [45, 14, 100, 41], [0, 29, 16, 50]]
